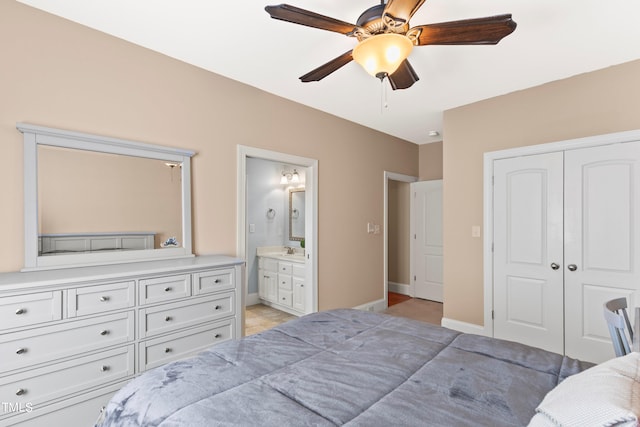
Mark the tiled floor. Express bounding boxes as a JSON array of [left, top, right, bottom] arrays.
[[245, 304, 296, 336], [244, 295, 444, 336]]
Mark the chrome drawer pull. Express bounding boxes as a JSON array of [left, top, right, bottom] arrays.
[[214, 279, 221, 284], [100, 330, 109, 336], [165, 316, 172, 322], [164, 287, 172, 292], [15, 308, 26, 315], [164, 347, 171, 353], [214, 333, 221, 339], [100, 365, 110, 372], [214, 305, 222, 310], [16, 388, 26, 396], [16, 348, 27, 355], [99, 296, 110, 302]]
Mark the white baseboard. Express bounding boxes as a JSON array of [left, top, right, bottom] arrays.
[[245, 292, 260, 306], [388, 281, 411, 296], [441, 317, 489, 336], [353, 298, 387, 313]]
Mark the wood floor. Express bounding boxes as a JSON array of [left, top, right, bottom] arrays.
[[245, 293, 443, 336]]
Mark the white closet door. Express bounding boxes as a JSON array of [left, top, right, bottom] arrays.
[[564, 141, 640, 362], [493, 152, 564, 354]]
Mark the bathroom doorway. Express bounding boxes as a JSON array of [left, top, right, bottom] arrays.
[[237, 146, 318, 335]]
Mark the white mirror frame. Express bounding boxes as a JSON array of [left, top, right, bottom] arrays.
[[18, 123, 195, 271]]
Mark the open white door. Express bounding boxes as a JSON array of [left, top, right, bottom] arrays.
[[411, 180, 443, 302]]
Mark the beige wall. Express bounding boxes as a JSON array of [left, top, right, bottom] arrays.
[[419, 141, 443, 180], [443, 59, 640, 325], [388, 180, 410, 285], [0, 2, 418, 310]]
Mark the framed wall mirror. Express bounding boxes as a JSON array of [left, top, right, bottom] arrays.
[[18, 123, 195, 270], [289, 188, 305, 241]]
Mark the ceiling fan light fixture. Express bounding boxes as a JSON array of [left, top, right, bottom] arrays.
[[352, 33, 413, 78]]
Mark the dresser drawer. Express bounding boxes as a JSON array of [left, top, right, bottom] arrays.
[[193, 268, 235, 295], [139, 320, 234, 371], [0, 291, 62, 330], [68, 281, 135, 317], [278, 274, 292, 291], [4, 381, 126, 427], [278, 262, 293, 275], [139, 274, 191, 305], [0, 311, 134, 373], [0, 345, 134, 410], [139, 293, 235, 338]]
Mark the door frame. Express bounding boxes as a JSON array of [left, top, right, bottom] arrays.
[[483, 129, 640, 337], [237, 146, 319, 318], [384, 171, 418, 309]]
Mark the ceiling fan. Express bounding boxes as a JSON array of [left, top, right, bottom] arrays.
[[265, 0, 517, 90]]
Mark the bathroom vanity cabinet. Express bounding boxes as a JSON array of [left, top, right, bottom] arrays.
[[258, 254, 306, 315]]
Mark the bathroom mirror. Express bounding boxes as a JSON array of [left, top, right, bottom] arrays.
[[289, 188, 305, 241], [19, 123, 195, 270]]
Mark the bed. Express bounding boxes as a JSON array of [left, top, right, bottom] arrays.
[[96, 309, 640, 426]]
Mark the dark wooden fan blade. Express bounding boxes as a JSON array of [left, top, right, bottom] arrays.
[[265, 4, 357, 34], [388, 60, 419, 90], [413, 14, 516, 45], [299, 51, 353, 82], [383, 0, 427, 23]]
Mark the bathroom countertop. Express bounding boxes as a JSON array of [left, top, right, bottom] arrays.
[[257, 246, 305, 263]]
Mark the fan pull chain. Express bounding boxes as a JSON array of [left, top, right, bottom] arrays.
[[380, 77, 388, 113]]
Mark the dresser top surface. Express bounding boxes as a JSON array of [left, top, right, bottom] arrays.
[[0, 255, 244, 291]]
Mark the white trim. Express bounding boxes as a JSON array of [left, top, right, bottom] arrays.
[[388, 281, 411, 295], [384, 171, 418, 309], [353, 297, 388, 313], [441, 317, 488, 336], [17, 122, 194, 160], [245, 292, 260, 306], [483, 129, 640, 338], [237, 146, 318, 314]]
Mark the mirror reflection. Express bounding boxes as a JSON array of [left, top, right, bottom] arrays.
[[289, 188, 305, 241], [37, 145, 183, 255]]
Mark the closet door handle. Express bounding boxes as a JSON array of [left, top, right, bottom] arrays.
[[550, 263, 560, 270], [567, 264, 577, 271]]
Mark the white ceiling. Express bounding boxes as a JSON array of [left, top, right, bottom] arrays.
[[17, 0, 640, 144]]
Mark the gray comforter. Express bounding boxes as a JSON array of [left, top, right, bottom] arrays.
[[97, 309, 592, 426]]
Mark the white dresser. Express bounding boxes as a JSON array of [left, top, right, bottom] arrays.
[[0, 255, 244, 427]]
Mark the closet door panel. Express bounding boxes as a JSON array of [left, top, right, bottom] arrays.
[[564, 141, 640, 363], [493, 152, 564, 354]]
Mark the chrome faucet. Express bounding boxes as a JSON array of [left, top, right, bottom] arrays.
[[285, 246, 295, 255]]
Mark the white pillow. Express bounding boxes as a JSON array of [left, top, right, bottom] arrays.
[[529, 352, 640, 427]]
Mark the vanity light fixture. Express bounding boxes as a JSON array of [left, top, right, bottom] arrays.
[[280, 169, 300, 184]]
